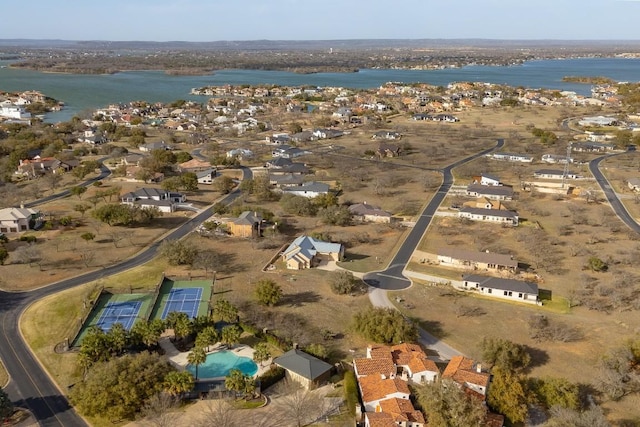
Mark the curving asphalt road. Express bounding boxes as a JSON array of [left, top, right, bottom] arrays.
[[0, 166, 251, 427], [23, 159, 112, 209], [589, 152, 640, 234], [363, 138, 504, 290]]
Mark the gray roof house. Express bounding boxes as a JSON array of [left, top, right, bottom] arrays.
[[349, 202, 392, 223], [273, 349, 333, 390], [282, 182, 330, 198], [461, 274, 539, 304]]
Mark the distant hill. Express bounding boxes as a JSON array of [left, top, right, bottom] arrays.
[[1, 38, 640, 51]]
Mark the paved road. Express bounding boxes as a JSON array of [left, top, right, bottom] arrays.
[[589, 153, 640, 234], [23, 159, 112, 208], [363, 138, 504, 290], [0, 166, 251, 427]]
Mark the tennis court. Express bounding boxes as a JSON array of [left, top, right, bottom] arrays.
[[150, 278, 212, 321], [71, 292, 156, 347], [96, 301, 141, 331], [161, 288, 203, 319]]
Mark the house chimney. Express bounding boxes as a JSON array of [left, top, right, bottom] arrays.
[[476, 363, 482, 373]]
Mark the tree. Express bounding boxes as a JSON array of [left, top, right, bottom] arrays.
[[594, 339, 640, 400], [158, 239, 199, 266], [225, 368, 255, 398], [213, 299, 239, 323], [14, 243, 42, 268], [68, 351, 174, 420], [329, 270, 365, 295], [192, 250, 220, 275], [163, 371, 195, 396], [187, 347, 207, 380], [530, 377, 580, 410], [73, 203, 91, 217], [543, 404, 611, 427], [271, 380, 329, 427], [220, 325, 242, 347], [352, 307, 418, 344], [0, 247, 8, 265], [480, 337, 531, 372], [195, 326, 219, 352], [165, 311, 192, 340], [414, 378, 486, 427], [130, 319, 165, 348], [213, 175, 235, 194], [318, 205, 352, 226], [161, 176, 182, 192], [255, 279, 283, 306], [252, 342, 271, 367], [140, 392, 181, 427], [107, 322, 128, 355], [487, 366, 529, 425], [78, 326, 112, 369], [0, 388, 14, 421], [180, 172, 199, 191], [70, 185, 87, 199]]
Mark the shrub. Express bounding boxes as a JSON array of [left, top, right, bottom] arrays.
[[257, 366, 285, 391], [19, 235, 37, 243], [343, 371, 358, 415]]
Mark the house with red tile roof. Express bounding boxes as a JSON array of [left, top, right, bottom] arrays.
[[442, 355, 491, 398], [364, 397, 426, 427], [355, 344, 439, 384], [358, 375, 411, 412]]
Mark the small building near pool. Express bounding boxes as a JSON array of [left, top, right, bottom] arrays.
[[273, 349, 333, 390]]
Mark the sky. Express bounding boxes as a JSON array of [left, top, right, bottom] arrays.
[[2, 0, 640, 42]]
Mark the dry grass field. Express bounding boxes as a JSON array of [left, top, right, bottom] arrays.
[[13, 103, 640, 424]]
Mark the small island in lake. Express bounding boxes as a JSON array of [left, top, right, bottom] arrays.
[[562, 76, 616, 84]]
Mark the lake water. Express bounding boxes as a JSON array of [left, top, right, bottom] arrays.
[[1, 57, 639, 122]]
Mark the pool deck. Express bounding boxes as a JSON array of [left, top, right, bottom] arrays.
[[159, 337, 272, 379]]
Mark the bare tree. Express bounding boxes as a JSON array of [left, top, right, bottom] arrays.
[[140, 392, 181, 427], [271, 381, 329, 427], [196, 399, 239, 427]]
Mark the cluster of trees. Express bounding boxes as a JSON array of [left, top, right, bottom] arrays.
[[593, 339, 640, 401], [280, 193, 352, 226], [92, 203, 162, 226], [161, 172, 198, 192], [530, 127, 558, 145], [478, 337, 608, 426], [351, 307, 418, 344], [69, 351, 189, 420]]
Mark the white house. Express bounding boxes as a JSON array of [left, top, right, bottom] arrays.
[[461, 274, 539, 304], [542, 154, 573, 164], [458, 207, 518, 226], [0, 207, 43, 233], [196, 168, 217, 185], [533, 169, 580, 180], [466, 184, 514, 200], [0, 101, 31, 120], [488, 152, 534, 163]]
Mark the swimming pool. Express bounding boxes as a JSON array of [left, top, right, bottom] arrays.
[[186, 350, 258, 379]]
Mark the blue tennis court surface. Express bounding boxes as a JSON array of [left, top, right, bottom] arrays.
[[161, 287, 203, 319], [96, 301, 141, 332]]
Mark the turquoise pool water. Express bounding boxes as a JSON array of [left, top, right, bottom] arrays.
[[186, 350, 258, 379]]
